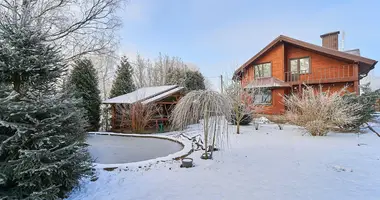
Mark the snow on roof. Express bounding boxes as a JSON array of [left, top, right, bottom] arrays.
[[141, 86, 183, 104], [103, 85, 181, 104]]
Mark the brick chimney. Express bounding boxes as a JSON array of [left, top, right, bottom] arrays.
[[320, 31, 340, 50]]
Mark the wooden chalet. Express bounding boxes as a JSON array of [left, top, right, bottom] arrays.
[[234, 31, 377, 114]]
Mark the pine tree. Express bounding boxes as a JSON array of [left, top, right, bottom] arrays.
[[0, 24, 92, 199], [110, 56, 136, 98], [68, 59, 101, 131]]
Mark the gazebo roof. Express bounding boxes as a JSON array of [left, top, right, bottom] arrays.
[[244, 77, 290, 89], [103, 85, 183, 104]]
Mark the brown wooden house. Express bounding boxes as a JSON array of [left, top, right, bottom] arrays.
[[103, 85, 184, 133], [234, 31, 377, 115]]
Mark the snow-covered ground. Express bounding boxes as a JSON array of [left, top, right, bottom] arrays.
[[68, 123, 380, 200]]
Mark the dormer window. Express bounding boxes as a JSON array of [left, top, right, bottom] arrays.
[[254, 63, 271, 79]]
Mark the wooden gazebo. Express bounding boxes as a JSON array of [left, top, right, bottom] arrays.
[[103, 85, 184, 133]]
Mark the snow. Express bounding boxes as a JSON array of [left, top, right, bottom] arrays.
[[68, 124, 380, 200], [102, 85, 179, 104], [141, 86, 183, 104]]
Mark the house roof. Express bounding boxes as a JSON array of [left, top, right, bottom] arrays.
[[234, 35, 377, 79], [103, 85, 183, 104], [244, 77, 290, 89]]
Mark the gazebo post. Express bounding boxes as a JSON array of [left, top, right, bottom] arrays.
[[130, 104, 135, 131], [111, 104, 116, 131]]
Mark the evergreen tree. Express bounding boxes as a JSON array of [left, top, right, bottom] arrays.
[[343, 83, 380, 130], [166, 69, 206, 92], [184, 70, 206, 91], [68, 59, 101, 131], [0, 24, 92, 199], [110, 56, 136, 98]]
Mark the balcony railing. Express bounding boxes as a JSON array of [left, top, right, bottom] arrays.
[[285, 65, 355, 84]]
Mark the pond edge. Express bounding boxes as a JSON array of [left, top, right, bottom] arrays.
[[87, 132, 193, 170]]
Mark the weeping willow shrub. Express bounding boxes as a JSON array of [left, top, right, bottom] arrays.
[[171, 90, 232, 159]]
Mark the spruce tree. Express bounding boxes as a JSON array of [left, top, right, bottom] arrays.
[[0, 24, 92, 199], [68, 59, 101, 131], [110, 56, 136, 98]]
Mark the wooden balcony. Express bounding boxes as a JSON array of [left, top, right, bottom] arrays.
[[285, 65, 356, 85]]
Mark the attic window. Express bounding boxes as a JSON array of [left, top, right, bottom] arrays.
[[254, 63, 271, 78]]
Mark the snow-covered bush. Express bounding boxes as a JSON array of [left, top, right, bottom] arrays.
[[284, 85, 361, 136], [171, 90, 231, 159]]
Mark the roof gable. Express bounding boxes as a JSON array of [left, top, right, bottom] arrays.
[[235, 35, 377, 77]]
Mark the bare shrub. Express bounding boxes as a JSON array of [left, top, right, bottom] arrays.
[[171, 90, 232, 159], [224, 80, 263, 134], [130, 103, 162, 133], [284, 85, 362, 136]]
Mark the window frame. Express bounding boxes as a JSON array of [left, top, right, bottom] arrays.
[[289, 57, 311, 75], [253, 62, 272, 79], [254, 89, 272, 105]]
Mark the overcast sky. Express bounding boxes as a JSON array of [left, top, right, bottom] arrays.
[[118, 0, 380, 90]]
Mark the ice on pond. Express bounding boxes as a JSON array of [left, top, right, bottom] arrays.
[[86, 134, 183, 164]]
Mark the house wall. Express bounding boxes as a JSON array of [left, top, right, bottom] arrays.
[[242, 43, 285, 87], [239, 42, 360, 115], [311, 82, 355, 93], [241, 43, 357, 84], [260, 88, 286, 115], [285, 45, 355, 80]]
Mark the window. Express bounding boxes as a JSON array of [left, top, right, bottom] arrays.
[[254, 89, 272, 104], [289, 57, 310, 74], [254, 63, 271, 78]]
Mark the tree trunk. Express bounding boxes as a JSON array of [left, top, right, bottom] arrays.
[[13, 74, 21, 93]]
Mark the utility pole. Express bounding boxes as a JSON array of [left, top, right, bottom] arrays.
[[220, 75, 223, 93]]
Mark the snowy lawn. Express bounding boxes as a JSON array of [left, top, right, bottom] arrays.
[[68, 123, 380, 200]]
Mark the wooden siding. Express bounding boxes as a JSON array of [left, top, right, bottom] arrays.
[[260, 88, 286, 115], [240, 42, 360, 115], [285, 45, 354, 75]]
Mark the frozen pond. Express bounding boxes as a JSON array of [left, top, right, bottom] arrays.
[[87, 134, 184, 164]]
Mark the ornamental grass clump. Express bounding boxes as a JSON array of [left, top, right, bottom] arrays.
[[284, 85, 362, 136]]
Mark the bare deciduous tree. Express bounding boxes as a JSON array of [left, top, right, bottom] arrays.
[[224, 80, 262, 134], [132, 53, 188, 88], [0, 0, 124, 61], [90, 52, 118, 131]]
